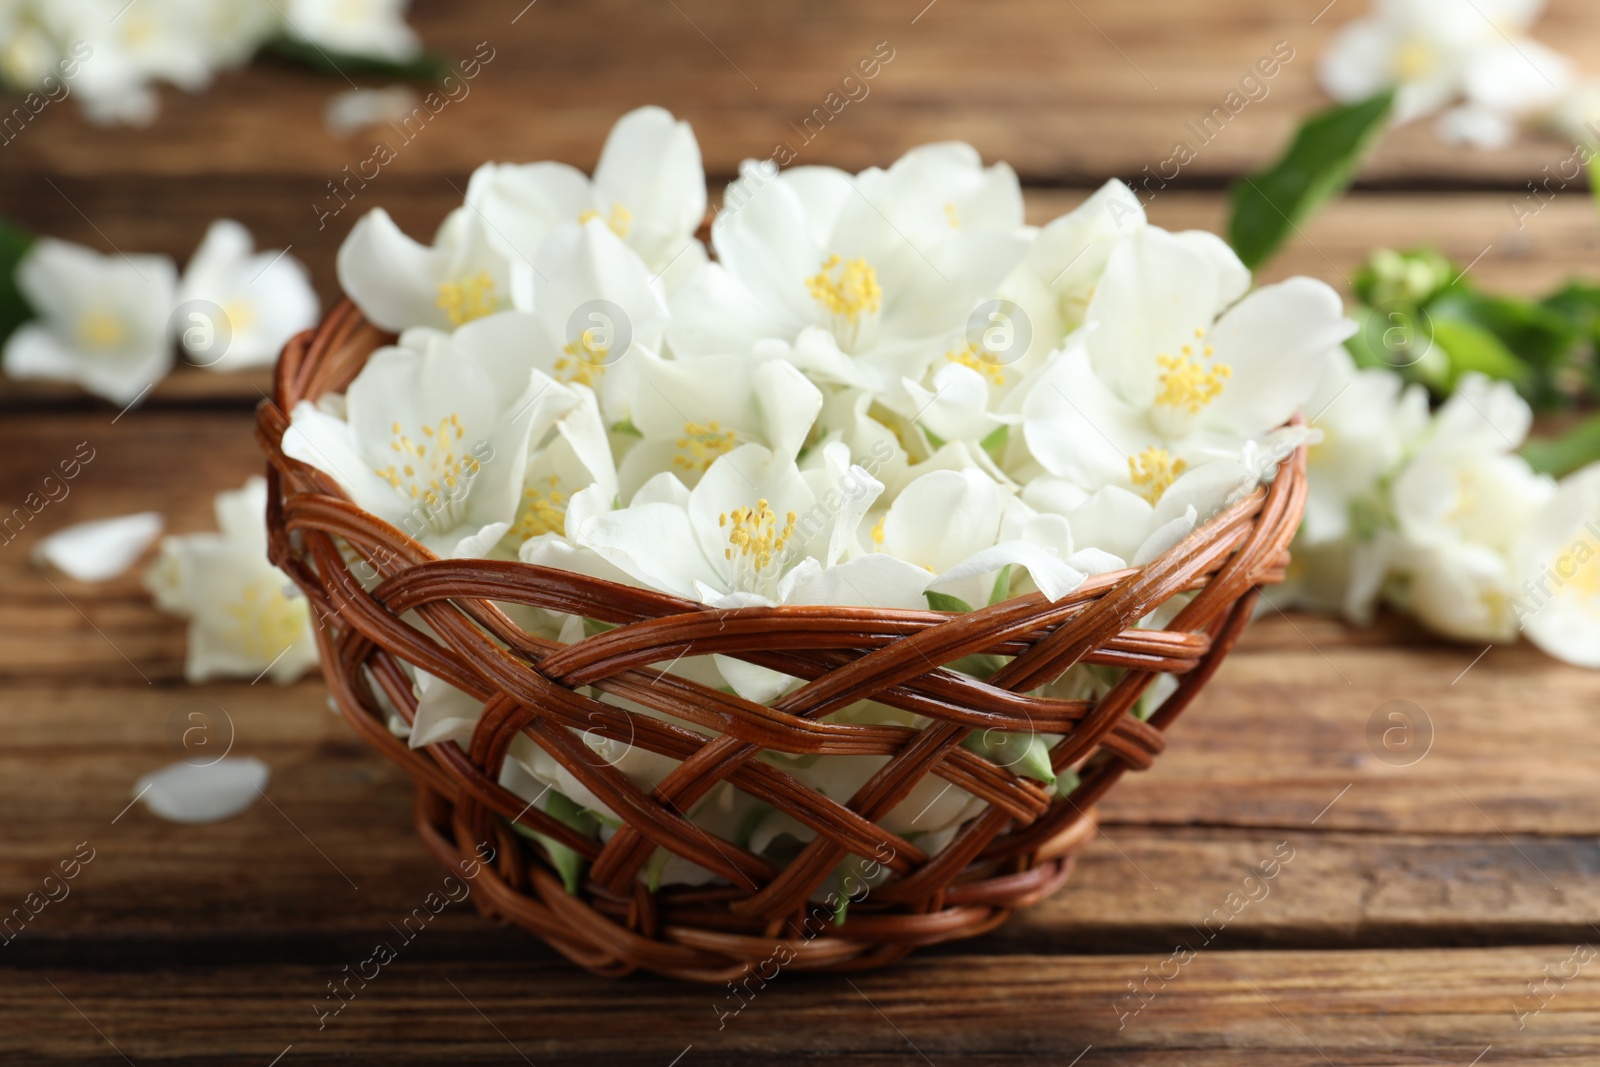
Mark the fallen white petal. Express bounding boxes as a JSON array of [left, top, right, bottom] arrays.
[[135, 758, 270, 824], [324, 86, 421, 138], [33, 512, 164, 582]]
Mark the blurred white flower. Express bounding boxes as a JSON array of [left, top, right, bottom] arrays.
[[1512, 463, 1600, 667], [1300, 348, 1430, 546], [284, 0, 419, 62], [2, 237, 177, 405], [1318, 0, 1572, 145], [176, 220, 319, 370], [144, 476, 318, 684]]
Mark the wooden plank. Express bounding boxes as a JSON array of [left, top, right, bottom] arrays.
[[3, 948, 1597, 1064], [0, 188, 1593, 409], [4, 0, 1597, 186]]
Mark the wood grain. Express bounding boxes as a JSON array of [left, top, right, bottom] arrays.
[[4, 0, 1598, 185], [5, 949, 1597, 1065], [4, 0, 1599, 1058]]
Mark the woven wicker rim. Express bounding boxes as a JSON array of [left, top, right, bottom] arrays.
[[257, 300, 1307, 981]]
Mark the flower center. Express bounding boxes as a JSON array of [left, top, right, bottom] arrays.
[[720, 499, 797, 585], [674, 421, 737, 473], [223, 299, 255, 335], [578, 203, 633, 238], [76, 309, 126, 351], [436, 272, 497, 327], [555, 327, 611, 388], [373, 413, 483, 531], [1155, 329, 1231, 416], [945, 340, 1007, 386], [870, 517, 886, 546], [1129, 446, 1187, 504], [1392, 39, 1436, 82], [223, 577, 307, 662], [512, 474, 567, 539], [807, 255, 882, 324]]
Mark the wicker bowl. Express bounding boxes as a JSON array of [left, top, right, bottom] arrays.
[[257, 300, 1306, 982]]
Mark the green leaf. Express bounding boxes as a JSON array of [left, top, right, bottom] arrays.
[[1055, 768, 1082, 798], [1525, 413, 1600, 478], [1591, 153, 1600, 227], [1430, 286, 1576, 393], [0, 215, 35, 346], [582, 617, 618, 637], [924, 590, 974, 613], [1228, 90, 1395, 270], [979, 424, 1009, 453], [1427, 318, 1531, 391], [987, 564, 1013, 606], [264, 35, 450, 82], [962, 731, 1056, 787], [922, 426, 948, 449], [510, 790, 596, 896], [833, 894, 849, 926]]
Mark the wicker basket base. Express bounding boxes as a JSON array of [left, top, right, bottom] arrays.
[[408, 777, 1099, 982]]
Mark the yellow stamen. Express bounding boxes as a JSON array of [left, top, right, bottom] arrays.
[[1155, 331, 1232, 414], [578, 203, 633, 238], [1393, 39, 1436, 81], [372, 412, 480, 518], [222, 577, 307, 661], [512, 474, 567, 539], [555, 326, 611, 388], [720, 499, 797, 574], [222, 299, 255, 334], [436, 272, 497, 326], [76, 310, 125, 351], [943, 202, 960, 229], [945, 340, 1007, 386], [870, 517, 885, 546], [1129, 447, 1187, 504], [806, 254, 882, 323], [673, 421, 737, 473]]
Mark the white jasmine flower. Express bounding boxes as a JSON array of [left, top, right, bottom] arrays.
[[1391, 537, 1522, 642], [284, 0, 420, 62], [1014, 178, 1148, 348], [3, 237, 177, 406], [499, 217, 670, 423], [615, 349, 823, 499], [1023, 227, 1351, 499], [176, 220, 319, 370], [467, 106, 709, 291], [1512, 463, 1600, 667], [669, 149, 1027, 400], [1319, 0, 1571, 133], [571, 443, 880, 609], [281, 315, 561, 557], [337, 198, 512, 333], [870, 467, 1106, 606], [144, 477, 318, 684], [1300, 348, 1429, 545]]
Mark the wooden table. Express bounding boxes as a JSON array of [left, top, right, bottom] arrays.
[[4, 1, 1600, 1062]]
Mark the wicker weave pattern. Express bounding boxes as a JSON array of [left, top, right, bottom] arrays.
[[258, 302, 1306, 981]]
